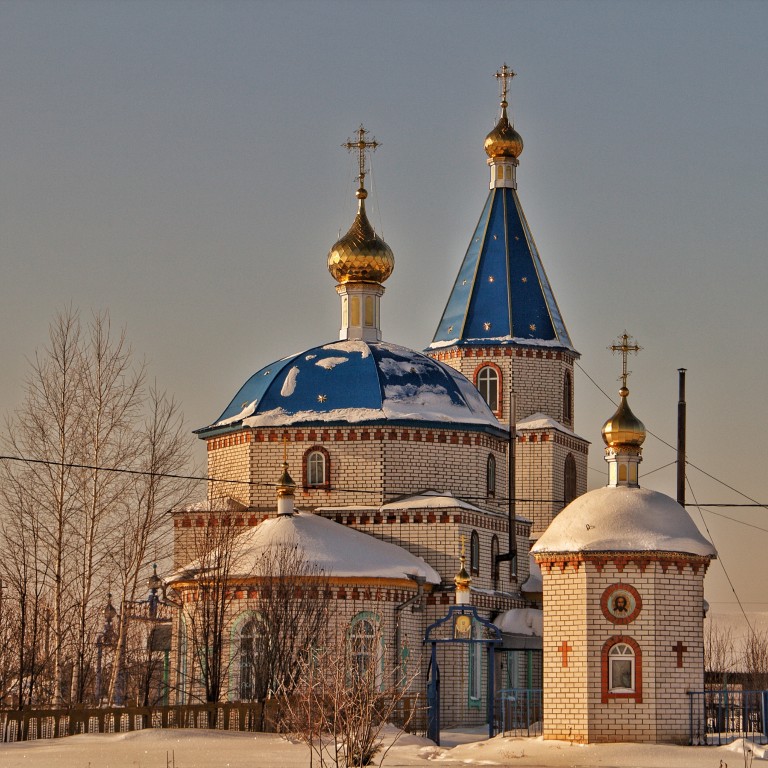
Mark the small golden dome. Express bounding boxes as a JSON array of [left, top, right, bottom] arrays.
[[484, 101, 524, 159], [277, 460, 296, 497], [601, 388, 646, 448], [454, 560, 471, 591], [328, 194, 395, 284]]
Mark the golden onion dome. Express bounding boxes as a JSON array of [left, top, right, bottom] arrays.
[[277, 460, 296, 497], [328, 190, 395, 284], [601, 388, 647, 448], [454, 560, 471, 591], [484, 100, 524, 159]]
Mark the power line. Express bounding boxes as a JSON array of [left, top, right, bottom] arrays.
[[576, 361, 767, 510], [687, 477, 754, 638]]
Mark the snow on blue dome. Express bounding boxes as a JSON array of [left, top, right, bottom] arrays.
[[196, 339, 505, 437]]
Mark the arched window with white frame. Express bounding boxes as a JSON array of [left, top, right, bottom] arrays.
[[476, 365, 500, 413], [609, 643, 635, 692], [602, 635, 642, 703], [303, 446, 330, 489]]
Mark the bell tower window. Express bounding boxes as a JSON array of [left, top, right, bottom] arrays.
[[486, 454, 496, 497], [564, 453, 577, 505], [469, 530, 480, 576], [475, 364, 501, 414], [563, 370, 573, 424]]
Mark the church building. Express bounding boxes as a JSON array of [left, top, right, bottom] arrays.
[[164, 67, 709, 739]]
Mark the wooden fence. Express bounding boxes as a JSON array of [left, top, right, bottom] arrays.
[[0, 696, 422, 743], [0, 701, 281, 743]]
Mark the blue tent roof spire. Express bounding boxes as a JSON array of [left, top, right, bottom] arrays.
[[429, 69, 575, 353]]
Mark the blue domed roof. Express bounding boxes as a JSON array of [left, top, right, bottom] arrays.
[[196, 340, 505, 437]]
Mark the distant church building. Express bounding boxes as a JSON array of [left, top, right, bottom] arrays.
[[167, 66, 711, 740]]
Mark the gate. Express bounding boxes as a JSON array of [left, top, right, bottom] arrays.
[[423, 605, 501, 745]]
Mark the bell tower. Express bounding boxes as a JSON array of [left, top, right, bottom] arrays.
[[427, 67, 589, 536]]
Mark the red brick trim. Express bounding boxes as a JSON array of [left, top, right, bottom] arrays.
[[534, 552, 711, 574], [602, 635, 643, 704]]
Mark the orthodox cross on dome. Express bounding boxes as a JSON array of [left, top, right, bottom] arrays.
[[559, 640, 572, 667], [494, 63, 516, 103], [610, 332, 642, 390], [672, 641, 688, 668], [342, 124, 380, 193]]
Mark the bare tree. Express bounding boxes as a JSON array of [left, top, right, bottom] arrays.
[[106, 385, 192, 705], [281, 623, 419, 768], [0, 307, 194, 708], [238, 542, 330, 708], [741, 628, 768, 691], [3, 307, 84, 704], [0, 480, 50, 707], [705, 619, 735, 687], [180, 506, 245, 712], [70, 311, 145, 703]]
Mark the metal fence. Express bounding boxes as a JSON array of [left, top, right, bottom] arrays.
[[495, 688, 542, 737], [689, 689, 768, 746]]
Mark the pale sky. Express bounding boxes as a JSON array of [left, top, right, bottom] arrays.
[[0, 1, 765, 612]]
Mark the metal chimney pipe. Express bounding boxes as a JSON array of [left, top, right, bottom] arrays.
[[677, 368, 687, 506]]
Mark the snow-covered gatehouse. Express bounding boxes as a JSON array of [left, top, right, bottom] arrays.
[[168, 67, 591, 730]]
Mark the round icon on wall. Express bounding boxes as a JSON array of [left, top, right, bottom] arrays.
[[601, 583, 642, 625]]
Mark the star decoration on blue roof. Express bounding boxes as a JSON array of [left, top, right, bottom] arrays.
[[317, 394, 327, 403], [430, 186, 574, 351]]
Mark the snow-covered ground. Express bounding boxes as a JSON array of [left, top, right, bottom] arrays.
[[0, 726, 765, 768]]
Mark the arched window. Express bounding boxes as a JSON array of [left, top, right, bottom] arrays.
[[564, 453, 577, 505], [563, 370, 573, 424], [348, 612, 382, 687], [609, 643, 635, 692], [486, 454, 496, 497], [475, 365, 500, 413], [602, 636, 643, 703], [238, 617, 261, 701], [490, 535, 499, 589], [303, 446, 330, 489], [470, 530, 480, 576]]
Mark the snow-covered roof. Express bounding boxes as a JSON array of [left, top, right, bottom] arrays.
[[521, 555, 542, 593], [196, 339, 505, 437], [516, 412, 587, 441], [532, 486, 716, 557], [494, 607, 542, 636], [180, 497, 247, 513], [170, 510, 441, 585], [317, 491, 531, 523], [382, 491, 488, 513]]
